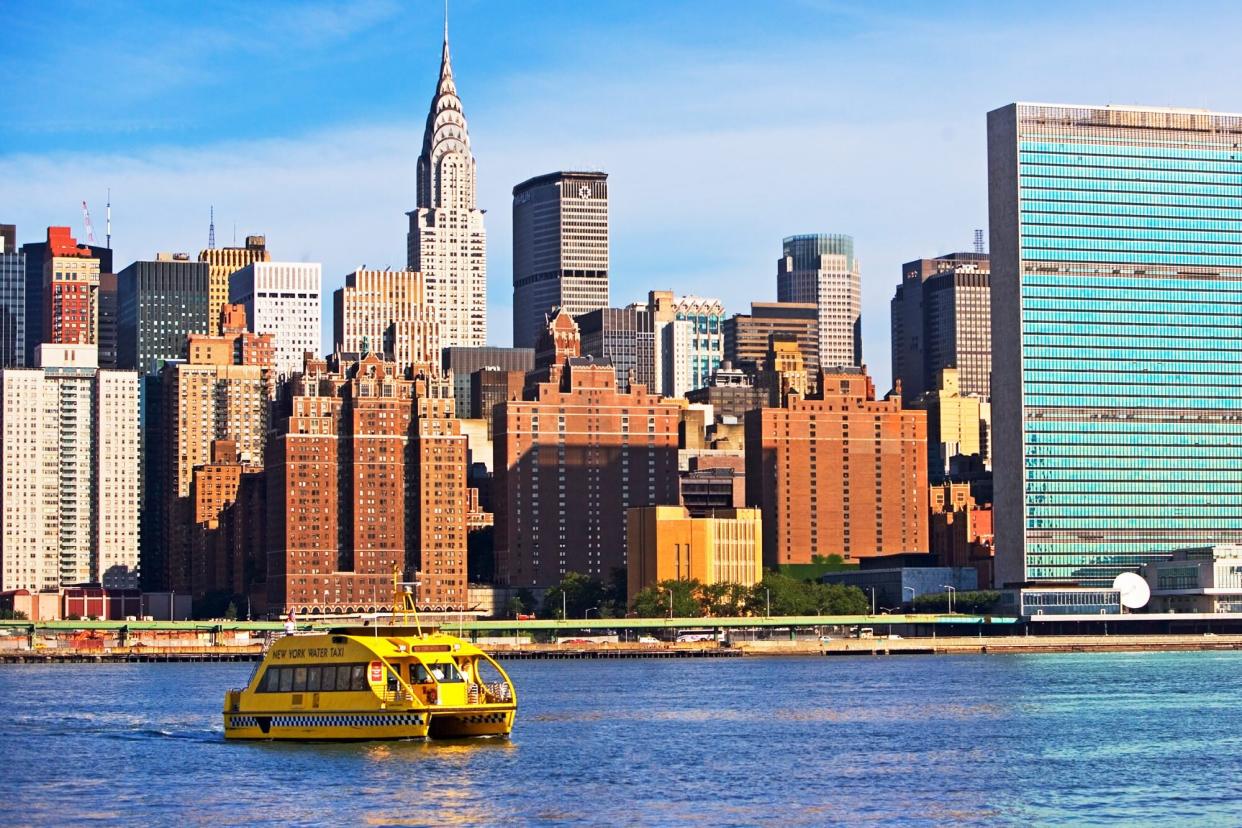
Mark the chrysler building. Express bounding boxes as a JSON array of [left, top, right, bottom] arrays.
[[407, 21, 488, 348]]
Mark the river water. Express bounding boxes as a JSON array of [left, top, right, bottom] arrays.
[[6, 652, 1242, 826]]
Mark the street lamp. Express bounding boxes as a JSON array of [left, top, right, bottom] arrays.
[[665, 587, 673, 620], [765, 588, 771, 619], [902, 586, 916, 608], [561, 590, 567, 621], [941, 584, 957, 615], [585, 607, 599, 620], [866, 587, 876, 616]]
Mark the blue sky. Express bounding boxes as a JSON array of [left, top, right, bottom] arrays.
[[5, 0, 1242, 391]]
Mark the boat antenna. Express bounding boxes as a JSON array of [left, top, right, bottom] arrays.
[[393, 564, 424, 636]]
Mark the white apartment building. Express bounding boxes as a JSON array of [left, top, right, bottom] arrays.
[[0, 344, 140, 591], [229, 261, 322, 378]]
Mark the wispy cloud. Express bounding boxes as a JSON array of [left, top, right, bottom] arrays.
[[7, 0, 1242, 390]]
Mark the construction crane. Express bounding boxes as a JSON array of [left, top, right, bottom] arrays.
[[81, 201, 97, 245]]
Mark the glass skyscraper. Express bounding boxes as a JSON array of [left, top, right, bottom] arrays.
[[989, 103, 1242, 587], [777, 233, 861, 367]]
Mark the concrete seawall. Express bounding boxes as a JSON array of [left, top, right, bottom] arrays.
[[4, 634, 1242, 663], [734, 634, 1242, 656]]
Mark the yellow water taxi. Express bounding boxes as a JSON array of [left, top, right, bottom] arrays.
[[223, 573, 517, 741]]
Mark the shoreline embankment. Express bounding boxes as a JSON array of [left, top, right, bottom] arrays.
[[4, 634, 1242, 663]]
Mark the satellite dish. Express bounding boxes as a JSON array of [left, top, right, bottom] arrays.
[[1113, 572, 1151, 610]]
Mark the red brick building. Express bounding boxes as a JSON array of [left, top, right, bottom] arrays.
[[745, 367, 929, 566], [43, 226, 100, 346], [410, 392, 470, 610], [190, 439, 265, 607], [493, 314, 681, 588], [157, 307, 273, 596], [265, 353, 469, 615]]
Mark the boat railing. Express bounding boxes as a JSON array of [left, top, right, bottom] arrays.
[[483, 681, 512, 703], [379, 687, 416, 705]]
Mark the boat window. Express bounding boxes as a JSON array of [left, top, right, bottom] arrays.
[[255, 662, 379, 692], [260, 667, 281, 692], [430, 661, 463, 682]]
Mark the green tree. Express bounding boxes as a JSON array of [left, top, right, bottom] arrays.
[[752, 571, 815, 616], [631, 579, 704, 618], [224, 601, 239, 621], [816, 583, 869, 615], [810, 554, 846, 567], [503, 596, 526, 618], [748, 571, 869, 617], [913, 590, 1000, 614], [541, 572, 608, 619], [696, 581, 751, 617], [0, 608, 28, 620]]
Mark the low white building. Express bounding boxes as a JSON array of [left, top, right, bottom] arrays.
[[1141, 545, 1242, 614]]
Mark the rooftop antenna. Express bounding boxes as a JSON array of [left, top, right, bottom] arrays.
[[445, 0, 449, 42], [106, 189, 111, 249], [208, 205, 216, 250], [233, 222, 237, 246], [973, 228, 985, 255]]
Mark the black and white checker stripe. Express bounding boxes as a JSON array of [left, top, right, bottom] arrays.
[[450, 712, 509, 725], [228, 712, 425, 729]]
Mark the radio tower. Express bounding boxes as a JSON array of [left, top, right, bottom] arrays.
[[973, 228, 985, 255], [208, 205, 216, 250], [106, 188, 111, 249]]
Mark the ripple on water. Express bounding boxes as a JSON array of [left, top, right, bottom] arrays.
[[4, 654, 1242, 825]]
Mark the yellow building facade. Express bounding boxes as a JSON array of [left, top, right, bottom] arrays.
[[199, 236, 270, 334], [627, 506, 763, 599], [908, 367, 986, 480]]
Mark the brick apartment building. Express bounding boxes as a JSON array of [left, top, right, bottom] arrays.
[[265, 353, 468, 615], [150, 306, 272, 594], [493, 313, 681, 588], [745, 367, 929, 566]]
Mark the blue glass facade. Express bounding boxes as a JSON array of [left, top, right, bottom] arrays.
[[675, 306, 723, 391], [990, 104, 1242, 586]]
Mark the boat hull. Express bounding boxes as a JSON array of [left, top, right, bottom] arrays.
[[427, 707, 517, 739], [222, 704, 516, 741]]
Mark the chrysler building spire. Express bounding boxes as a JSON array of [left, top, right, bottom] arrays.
[[407, 12, 488, 348]]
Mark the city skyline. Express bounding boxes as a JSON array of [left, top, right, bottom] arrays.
[[11, 1, 1242, 391]]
